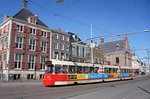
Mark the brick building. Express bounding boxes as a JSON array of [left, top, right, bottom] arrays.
[[0, 0, 51, 80]]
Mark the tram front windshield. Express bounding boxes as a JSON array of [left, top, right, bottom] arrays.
[[45, 66, 53, 74]]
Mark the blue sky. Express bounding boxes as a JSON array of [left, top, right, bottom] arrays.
[[0, 0, 150, 62]]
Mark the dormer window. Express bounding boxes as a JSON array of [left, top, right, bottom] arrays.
[[27, 16, 37, 24]]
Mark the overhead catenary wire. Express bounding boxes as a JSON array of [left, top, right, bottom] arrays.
[[29, 0, 90, 28]]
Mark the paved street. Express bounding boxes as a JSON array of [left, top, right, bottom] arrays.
[[0, 76, 149, 99], [67, 77, 150, 99]]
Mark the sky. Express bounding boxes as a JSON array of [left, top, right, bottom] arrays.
[[0, 0, 150, 63]]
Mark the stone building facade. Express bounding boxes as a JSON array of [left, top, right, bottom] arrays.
[[51, 29, 70, 61], [100, 36, 132, 67], [68, 32, 87, 63]]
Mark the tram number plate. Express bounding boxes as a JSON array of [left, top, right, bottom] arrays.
[[68, 75, 77, 80]]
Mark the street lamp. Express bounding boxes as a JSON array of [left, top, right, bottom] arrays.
[[56, 0, 64, 3]]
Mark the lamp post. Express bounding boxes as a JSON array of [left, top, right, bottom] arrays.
[[101, 60, 104, 74], [146, 49, 150, 74], [34, 65, 37, 80], [1, 64, 3, 81]]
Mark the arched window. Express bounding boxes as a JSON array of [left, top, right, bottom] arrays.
[[116, 57, 119, 64]]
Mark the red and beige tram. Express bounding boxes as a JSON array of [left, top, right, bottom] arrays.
[[43, 59, 134, 86]]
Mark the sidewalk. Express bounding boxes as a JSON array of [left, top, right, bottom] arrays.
[[0, 79, 43, 87]]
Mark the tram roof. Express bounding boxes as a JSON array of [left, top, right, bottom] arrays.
[[120, 66, 135, 69]]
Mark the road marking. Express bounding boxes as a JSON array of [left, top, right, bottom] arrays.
[[137, 86, 150, 94], [122, 91, 139, 99]]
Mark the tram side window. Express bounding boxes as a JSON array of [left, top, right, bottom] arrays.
[[120, 69, 123, 73], [105, 68, 109, 73], [83, 66, 89, 74], [45, 66, 53, 74], [69, 65, 76, 73], [114, 68, 118, 73], [94, 67, 99, 73], [129, 69, 133, 73], [124, 69, 127, 73], [108, 68, 112, 73], [55, 64, 61, 74], [77, 66, 82, 74], [90, 67, 94, 73], [62, 65, 68, 73]]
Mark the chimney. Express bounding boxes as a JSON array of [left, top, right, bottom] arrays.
[[3, 16, 11, 22], [23, 0, 28, 9]]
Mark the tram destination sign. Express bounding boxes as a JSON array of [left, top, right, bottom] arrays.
[[45, 61, 52, 66]]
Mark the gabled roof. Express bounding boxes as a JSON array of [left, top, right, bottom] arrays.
[[13, 8, 48, 27], [68, 32, 81, 42], [100, 40, 125, 53], [52, 28, 70, 36]]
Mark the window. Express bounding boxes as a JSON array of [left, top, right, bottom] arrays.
[[66, 54, 69, 60], [55, 64, 61, 74], [61, 53, 64, 60], [60, 35, 64, 40], [42, 31, 47, 37], [3, 54, 6, 60], [116, 57, 119, 64], [29, 17, 36, 24], [72, 45, 75, 55], [0, 54, 2, 61], [54, 42, 58, 49], [69, 65, 76, 73], [41, 41, 47, 52], [54, 34, 58, 39], [17, 24, 23, 32], [66, 44, 69, 51], [62, 65, 68, 73], [60, 43, 64, 50], [29, 39, 36, 51], [16, 36, 23, 49], [14, 53, 22, 69], [40, 56, 46, 70], [82, 47, 85, 57], [30, 28, 36, 35], [28, 55, 35, 69], [66, 37, 69, 41], [83, 66, 89, 74], [3, 37, 7, 49], [54, 52, 59, 59], [77, 46, 79, 56]]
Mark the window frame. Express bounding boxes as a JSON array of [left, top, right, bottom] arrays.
[[29, 39, 36, 51], [15, 36, 23, 49], [28, 55, 36, 69], [14, 53, 22, 69]]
